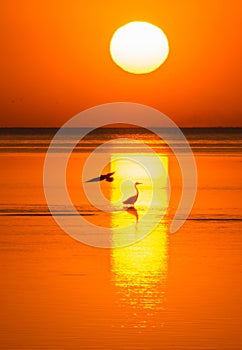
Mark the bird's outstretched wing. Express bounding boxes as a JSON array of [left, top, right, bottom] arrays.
[[85, 176, 102, 183]]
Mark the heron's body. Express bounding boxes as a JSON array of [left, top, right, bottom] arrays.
[[123, 182, 142, 207]]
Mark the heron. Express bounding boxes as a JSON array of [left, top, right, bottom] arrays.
[[85, 171, 115, 183], [123, 182, 142, 208]]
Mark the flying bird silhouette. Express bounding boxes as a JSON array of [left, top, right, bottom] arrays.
[[123, 182, 142, 207], [85, 171, 115, 183]]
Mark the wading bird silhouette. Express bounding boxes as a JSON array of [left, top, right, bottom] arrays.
[[85, 171, 115, 183], [123, 182, 142, 208]]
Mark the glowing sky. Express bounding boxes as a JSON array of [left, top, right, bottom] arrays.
[[0, 1, 241, 127]]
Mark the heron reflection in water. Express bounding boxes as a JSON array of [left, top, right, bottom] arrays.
[[126, 207, 139, 222]]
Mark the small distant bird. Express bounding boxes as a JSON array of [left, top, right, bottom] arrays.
[[85, 171, 115, 183], [123, 182, 142, 207]]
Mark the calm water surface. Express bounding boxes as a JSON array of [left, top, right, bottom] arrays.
[[0, 128, 242, 349]]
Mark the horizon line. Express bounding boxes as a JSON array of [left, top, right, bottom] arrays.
[[0, 126, 242, 129]]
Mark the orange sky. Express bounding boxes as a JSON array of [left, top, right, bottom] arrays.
[[0, 1, 241, 127]]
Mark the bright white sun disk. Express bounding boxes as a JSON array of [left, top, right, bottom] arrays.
[[110, 21, 169, 74]]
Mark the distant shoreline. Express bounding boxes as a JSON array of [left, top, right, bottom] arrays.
[[0, 127, 242, 131]]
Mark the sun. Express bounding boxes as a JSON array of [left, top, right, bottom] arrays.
[[110, 21, 169, 74]]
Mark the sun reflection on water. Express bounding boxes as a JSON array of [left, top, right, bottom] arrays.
[[111, 224, 168, 306], [111, 223, 169, 328], [110, 153, 168, 208], [109, 153, 169, 229], [110, 153, 169, 327]]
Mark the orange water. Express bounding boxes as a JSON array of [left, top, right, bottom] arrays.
[[0, 129, 242, 349]]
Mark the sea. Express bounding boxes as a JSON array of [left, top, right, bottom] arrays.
[[0, 127, 242, 350]]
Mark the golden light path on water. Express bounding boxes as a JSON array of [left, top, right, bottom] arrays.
[[110, 153, 169, 326], [111, 225, 168, 316]]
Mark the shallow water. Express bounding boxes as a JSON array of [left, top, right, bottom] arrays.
[[0, 128, 242, 349]]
